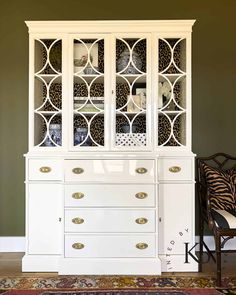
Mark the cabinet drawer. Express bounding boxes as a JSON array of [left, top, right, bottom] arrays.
[[65, 209, 155, 233], [65, 184, 155, 207], [158, 158, 193, 181], [65, 234, 156, 258], [64, 159, 155, 182], [28, 159, 63, 181]]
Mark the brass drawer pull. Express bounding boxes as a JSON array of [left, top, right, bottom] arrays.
[[72, 217, 84, 224], [72, 242, 84, 250], [169, 166, 181, 173], [72, 192, 84, 199], [135, 192, 148, 199], [136, 243, 148, 250], [135, 217, 148, 224], [72, 167, 84, 174], [39, 166, 51, 173], [135, 167, 148, 174]]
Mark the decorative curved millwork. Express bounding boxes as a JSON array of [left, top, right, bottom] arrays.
[[73, 38, 105, 148], [115, 37, 147, 147], [35, 39, 62, 75], [34, 75, 62, 112], [34, 112, 62, 147], [158, 38, 187, 147], [34, 39, 62, 147], [158, 74, 186, 112], [159, 38, 186, 74], [158, 111, 186, 147], [74, 38, 104, 75], [116, 38, 146, 75], [74, 112, 104, 147]]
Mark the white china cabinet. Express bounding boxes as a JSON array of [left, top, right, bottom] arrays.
[[23, 20, 197, 274]]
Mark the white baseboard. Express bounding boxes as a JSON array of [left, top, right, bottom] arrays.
[[195, 235, 236, 251], [0, 237, 25, 252], [0, 236, 235, 252]]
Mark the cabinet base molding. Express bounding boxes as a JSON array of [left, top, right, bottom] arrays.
[[22, 255, 60, 272], [159, 255, 198, 272], [59, 258, 161, 275]]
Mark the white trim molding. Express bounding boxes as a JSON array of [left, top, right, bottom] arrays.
[[195, 235, 236, 251], [25, 20, 196, 34], [0, 237, 26, 252]]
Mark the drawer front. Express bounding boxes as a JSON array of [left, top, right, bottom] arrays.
[[64, 184, 155, 207], [28, 159, 63, 181], [65, 159, 155, 182], [158, 158, 193, 181], [65, 209, 155, 233], [65, 234, 156, 258]]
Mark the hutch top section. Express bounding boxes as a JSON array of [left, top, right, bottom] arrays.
[[26, 20, 195, 152]]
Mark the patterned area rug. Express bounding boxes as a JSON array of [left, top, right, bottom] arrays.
[[0, 290, 230, 295], [0, 276, 236, 289]]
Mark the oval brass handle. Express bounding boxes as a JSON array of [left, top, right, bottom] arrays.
[[72, 217, 84, 224], [136, 243, 148, 250], [135, 167, 148, 174], [39, 166, 51, 173], [72, 243, 84, 250], [135, 192, 148, 199], [72, 192, 84, 199], [169, 166, 181, 173], [72, 167, 84, 174], [135, 217, 148, 224]]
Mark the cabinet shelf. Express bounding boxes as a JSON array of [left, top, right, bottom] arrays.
[[74, 75, 104, 83], [74, 111, 104, 115], [116, 74, 146, 84], [34, 111, 61, 115], [158, 110, 185, 115], [35, 74, 61, 83], [116, 111, 146, 115], [159, 74, 186, 83]]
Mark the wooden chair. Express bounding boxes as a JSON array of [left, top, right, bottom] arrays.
[[196, 153, 236, 286]]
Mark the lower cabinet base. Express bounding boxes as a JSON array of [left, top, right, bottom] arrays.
[[22, 255, 197, 273], [58, 258, 162, 275], [22, 255, 60, 272], [159, 255, 198, 272]]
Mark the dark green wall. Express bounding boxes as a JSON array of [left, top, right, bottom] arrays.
[[0, 0, 236, 236]]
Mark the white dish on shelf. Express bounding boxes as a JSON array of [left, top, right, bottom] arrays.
[[74, 97, 104, 101]]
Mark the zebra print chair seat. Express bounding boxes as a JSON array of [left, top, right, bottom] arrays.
[[196, 153, 236, 287]]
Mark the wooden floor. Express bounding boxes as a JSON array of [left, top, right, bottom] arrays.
[[0, 252, 235, 277]]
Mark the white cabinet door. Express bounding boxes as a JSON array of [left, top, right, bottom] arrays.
[[27, 184, 62, 254], [158, 183, 195, 255]]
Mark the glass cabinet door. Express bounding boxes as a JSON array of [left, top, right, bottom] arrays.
[[157, 38, 187, 147], [114, 37, 149, 148], [33, 39, 62, 148], [72, 37, 105, 148]]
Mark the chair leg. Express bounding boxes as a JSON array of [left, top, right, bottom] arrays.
[[215, 233, 222, 287], [199, 218, 204, 272]]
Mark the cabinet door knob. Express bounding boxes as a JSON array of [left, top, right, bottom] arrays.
[[135, 192, 148, 199], [72, 167, 84, 174], [169, 166, 181, 173], [39, 166, 51, 173], [72, 192, 84, 199], [72, 217, 84, 224], [72, 243, 84, 250], [135, 167, 148, 174], [136, 243, 148, 250], [135, 217, 148, 224]]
